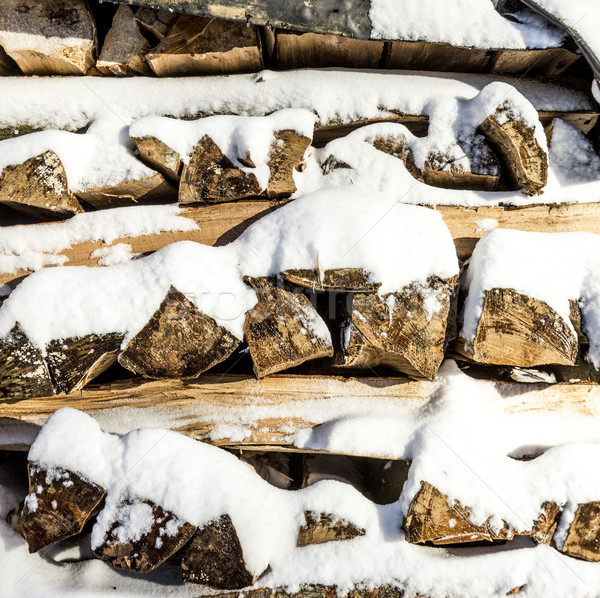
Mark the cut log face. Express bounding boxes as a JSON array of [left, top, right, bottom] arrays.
[[119, 286, 240, 379], [404, 482, 517, 545], [282, 268, 380, 293], [21, 464, 105, 553], [243, 277, 334, 378], [76, 172, 177, 209], [297, 511, 364, 547], [0, 0, 96, 75], [135, 7, 178, 41], [97, 5, 152, 76], [179, 135, 262, 205], [45, 333, 124, 395], [182, 514, 263, 589], [94, 499, 197, 573], [560, 502, 600, 562], [0, 323, 53, 399], [276, 31, 383, 69], [478, 111, 548, 195], [336, 276, 457, 381], [146, 16, 263, 76], [0, 151, 83, 218], [131, 135, 182, 183], [531, 501, 560, 546], [457, 288, 579, 367], [266, 130, 311, 199]]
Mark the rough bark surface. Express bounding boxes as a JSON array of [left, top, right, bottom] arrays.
[[0, 151, 83, 218], [244, 277, 334, 378], [21, 464, 105, 553], [182, 514, 262, 589], [266, 130, 311, 198], [119, 286, 240, 379], [297, 511, 364, 546], [457, 288, 579, 367], [94, 499, 197, 572], [531, 501, 561, 546], [561, 502, 600, 562]]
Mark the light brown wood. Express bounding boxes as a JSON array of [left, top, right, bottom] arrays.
[[0, 151, 83, 218], [131, 135, 182, 182], [0, 0, 96, 75], [456, 288, 579, 368], [560, 502, 600, 562], [297, 511, 364, 546], [282, 268, 380, 293], [146, 15, 263, 76], [276, 30, 383, 69], [97, 5, 152, 76], [2, 375, 600, 452], [489, 48, 581, 76]]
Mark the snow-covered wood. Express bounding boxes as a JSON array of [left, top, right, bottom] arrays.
[[559, 502, 600, 562], [296, 511, 364, 546]]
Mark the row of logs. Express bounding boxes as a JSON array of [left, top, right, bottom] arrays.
[[0, 0, 581, 78]]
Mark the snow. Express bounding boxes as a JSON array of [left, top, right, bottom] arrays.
[[549, 119, 600, 183], [90, 243, 136, 266], [369, 0, 566, 48], [0, 187, 458, 347], [461, 228, 600, 365], [130, 109, 316, 190]]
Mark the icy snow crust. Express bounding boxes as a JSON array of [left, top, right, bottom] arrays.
[[0, 188, 458, 347], [3, 363, 600, 597], [461, 228, 600, 366], [369, 0, 566, 48]]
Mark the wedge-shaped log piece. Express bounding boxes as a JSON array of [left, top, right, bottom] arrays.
[[457, 288, 578, 367], [146, 16, 263, 76], [76, 172, 177, 209], [135, 7, 178, 41], [531, 501, 561, 546], [297, 511, 364, 547], [131, 135, 182, 183], [282, 268, 380, 293], [96, 5, 152, 76], [336, 276, 457, 380], [182, 514, 263, 589], [0, 151, 83, 218], [244, 277, 333, 378], [46, 333, 124, 394], [0, 324, 53, 399], [266, 130, 311, 199], [119, 286, 239, 379], [0, 0, 96, 75], [21, 464, 105, 553], [478, 110, 548, 195], [560, 502, 600, 562], [405, 482, 518, 545], [95, 499, 197, 573]]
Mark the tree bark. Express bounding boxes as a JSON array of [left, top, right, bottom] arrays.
[[560, 502, 600, 561], [297, 511, 364, 547]]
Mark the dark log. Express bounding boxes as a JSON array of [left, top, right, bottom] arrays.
[[45, 333, 123, 394], [560, 502, 600, 562], [0, 324, 53, 399], [130, 135, 182, 183], [0, 44, 20, 75], [0, 151, 83, 218], [135, 7, 178, 41], [456, 288, 579, 368], [21, 464, 105, 552], [0, 0, 96, 75], [243, 277, 333, 378], [241, 452, 293, 489], [182, 514, 263, 589], [335, 276, 457, 381], [119, 286, 240, 379], [97, 5, 152, 76], [282, 268, 380, 293], [489, 48, 580, 76], [146, 15, 263, 76], [94, 498, 197, 572], [297, 511, 364, 547]]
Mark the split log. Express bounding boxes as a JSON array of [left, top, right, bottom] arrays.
[[182, 514, 264, 589], [0, 151, 83, 218], [0, 0, 96, 75], [282, 268, 380, 293], [146, 16, 263, 76], [130, 135, 182, 183], [21, 464, 105, 552], [531, 501, 560, 546], [335, 276, 458, 381], [119, 286, 240, 379], [478, 109, 548, 195], [179, 130, 310, 205], [94, 499, 197, 572], [243, 277, 334, 378], [297, 511, 364, 547], [134, 7, 178, 41], [0, 324, 53, 399], [489, 48, 580, 76], [456, 288, 579, 368], [276, 30, 383, 69], [559, 502, 600, 561], [76, 172, 177, 209], [45, 333, 123, 395], [96, 5, 152, 76]]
